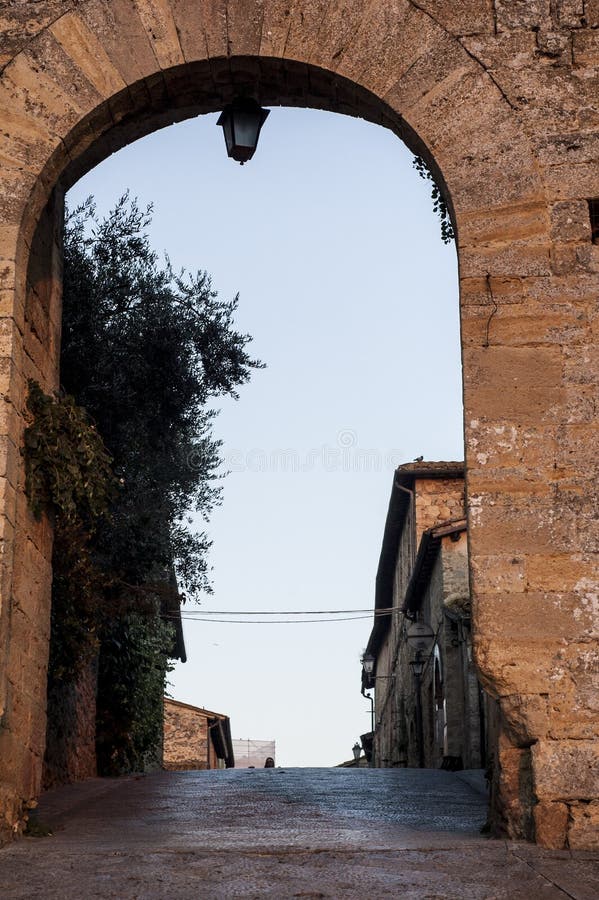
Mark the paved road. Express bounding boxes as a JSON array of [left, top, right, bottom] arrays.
[[1, 768, 597, 898]]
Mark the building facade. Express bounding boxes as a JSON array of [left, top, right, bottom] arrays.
[[362, 462, 491, 772], [163, 699, 234, 770]]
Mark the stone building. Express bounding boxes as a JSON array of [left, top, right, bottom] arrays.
[[362, 462, 490, 771], [163, 699, 234, 770]]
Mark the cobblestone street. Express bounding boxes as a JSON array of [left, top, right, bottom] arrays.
[[1, 768, 597, 898]]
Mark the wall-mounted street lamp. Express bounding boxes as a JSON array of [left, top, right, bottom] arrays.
[[217, 97, 270, 164], [352, 742, 362, 762], [361, 653, 375, 676]]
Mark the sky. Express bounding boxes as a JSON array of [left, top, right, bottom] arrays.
[[68, 106, 462, 767]]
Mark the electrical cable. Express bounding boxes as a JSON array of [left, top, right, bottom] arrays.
[[171, 605, 400, 616], [157, 606, 399, 625], [172, 614, 374, 624]]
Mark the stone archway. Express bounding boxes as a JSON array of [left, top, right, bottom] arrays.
[[0, 1, 597, 849]]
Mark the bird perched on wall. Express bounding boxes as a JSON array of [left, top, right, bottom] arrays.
[[413, 455, 424, 462]]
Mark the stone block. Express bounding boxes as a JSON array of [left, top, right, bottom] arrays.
[[543, 160, 599, 202], [258, 4, 288, 56], [557, 0, 585, 27], [495, 1, 551, 31], [385, 32, 474, 119], [462, 31, 537, 71], [463, 346, 564, 424], [470, 554, 526, 595], [0, 95, 57, 175], [49, 12, 127, 99], [501, 693, 550, 744], [0, 166, 40, 231], [461, 235, 553, 276], [536, 30, 571, 63], [532, 740, 599, 801], [460, 275, 528, 308], [464, 469, 555, 499], [459, 200, 548, 247], [404, 0, 495, 35], [132, 0, 185, 69], [168, 0, 213, 62], [573, 29, 599, 68], [535, 132, 599, 169], [476, 590, 592, 644], [562, 383, 597, 423], [555, 423, 599, 475], [475, 636, 560, 695], [461, 305, 588, 349], [343, 2, 441, 97], [227, 0, 265, 55], [494, 742, 534, 839], [26, 29, 104, 116], [552, 242, 599, 276], [548, 679, 599, 742], [79, 0, 161, 85], [562, 342, 599, 385], [534, 800, 568, 849], [550, 200, 592, 242], [585, 0, 599, 27], [1, 55, 79, 146], [280, 0, 330, 66], [568, 801, 599, 850], [525, 553, 598, 594]]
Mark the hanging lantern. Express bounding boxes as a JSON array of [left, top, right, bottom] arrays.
[[217, 98, 270, 164]]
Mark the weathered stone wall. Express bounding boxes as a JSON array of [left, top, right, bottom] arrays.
[[414, 478, 465, 540], [0, 0, 596, 848], [0, 189, 62, 840], [163, 699, 212, 770], [42, 653, 98, 789]]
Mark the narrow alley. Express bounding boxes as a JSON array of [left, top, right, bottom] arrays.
[[1, 768, 597, 898]]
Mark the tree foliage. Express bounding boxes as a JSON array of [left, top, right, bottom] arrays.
[[61, 194, 263, 597], [413, 157, 455, 245], [28, 193, 262, 775]]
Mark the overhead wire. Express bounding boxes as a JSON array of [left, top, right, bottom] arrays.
[[157, 605, 400, 625], [172, 614, 374, 624], [173, 606, 399, 616]]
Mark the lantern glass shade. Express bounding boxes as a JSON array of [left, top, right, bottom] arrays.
[[217, 98, 270, 164], [362, 654, 375, 676], [405, 621, 434, 654], [410, 656, 425, 678]]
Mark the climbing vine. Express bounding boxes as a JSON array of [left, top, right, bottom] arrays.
[[23, 380, 117, 525], [23, 381, 118, 679], [413, 156, 455, 244]]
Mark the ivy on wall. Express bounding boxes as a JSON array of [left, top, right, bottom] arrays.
[[96, 611, 174, 775], [23, 381, 175, 771], [23, 380, 117, 680]]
